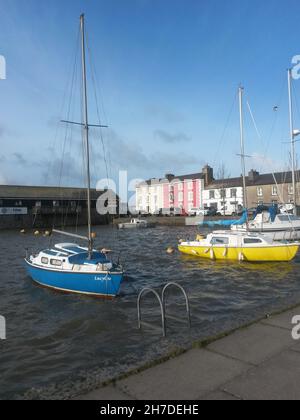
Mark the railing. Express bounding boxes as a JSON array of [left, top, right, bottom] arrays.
[[137, 282, 191, 337], [32, 206, 82, 215]]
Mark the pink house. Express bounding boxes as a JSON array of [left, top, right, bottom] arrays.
[[162, 170, 208, 214], [136, 166, 213, 215]]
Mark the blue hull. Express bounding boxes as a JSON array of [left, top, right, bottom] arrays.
[[25, 260, 123, 297]]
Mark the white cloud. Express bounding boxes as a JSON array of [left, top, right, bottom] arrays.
[[251, 152, 284, 173]]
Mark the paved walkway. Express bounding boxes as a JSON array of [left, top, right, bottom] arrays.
[[77, 306, 300, 400]]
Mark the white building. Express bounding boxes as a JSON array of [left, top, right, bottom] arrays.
[[203, 177, 244, 215], [135, 179, 164, 214]]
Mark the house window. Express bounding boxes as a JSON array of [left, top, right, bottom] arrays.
[[178, 192, 184, 202], [220, 189, 226, 199], [209, 190, 215, 199], [188, 192, 194, 202], [230, 189, 237, 198], [178, 183, 183, 191], [257, 187, 263, 197], [188, 181, 193, 190], [288, 184, 294, 195], [271, 186, 278, 196]]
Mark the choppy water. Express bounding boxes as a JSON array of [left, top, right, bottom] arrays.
[[1, 225, 300, 399]]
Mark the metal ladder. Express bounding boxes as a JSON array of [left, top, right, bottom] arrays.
[[137, 282, 191, 337]]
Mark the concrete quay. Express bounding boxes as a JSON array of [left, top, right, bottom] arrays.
[[77, 305, 300, 401]]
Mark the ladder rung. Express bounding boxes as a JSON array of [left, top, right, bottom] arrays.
[[140, 321, 163, 331]]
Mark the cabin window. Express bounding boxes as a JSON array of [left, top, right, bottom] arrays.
[[41, 257, 49, 265], [50, 259, 62, 267], [271, 186, 278, 196], [210, 237, 229, 245], [244, 238, 263, 244]]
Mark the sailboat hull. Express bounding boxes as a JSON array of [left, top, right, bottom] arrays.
[[178, 244, 299, 262], [25, 260, 124, 298]]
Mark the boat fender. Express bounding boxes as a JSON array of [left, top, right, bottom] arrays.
[[34, 230, 40, 236], [91, 232, 97, 239], [239, 252, 245, 261], [210, 248, 215, 260], [20, 229, 26, 234], [101, 248, 112, 254], [223, 247, 228, 257], [167, 247, 175, 254]]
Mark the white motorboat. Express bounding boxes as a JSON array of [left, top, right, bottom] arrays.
[[118, 218, 156, 229], [231, 208, 300, 241]]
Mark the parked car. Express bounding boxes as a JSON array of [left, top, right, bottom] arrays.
[[217, 205, 243, 216], [207, 207, 217, 216], [188, 207, 209, 217], [161, 207, 185, 217]]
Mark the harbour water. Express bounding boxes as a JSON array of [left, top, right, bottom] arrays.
[[1, 225, 300, 399]]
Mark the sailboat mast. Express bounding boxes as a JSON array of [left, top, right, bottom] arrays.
[[288, 69, 297, 214], [239, 86, 248, 210], [80, 14, 93, 257]]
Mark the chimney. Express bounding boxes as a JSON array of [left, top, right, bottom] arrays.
[[248, 169, 259, 183], [165, 173, 175, 181], [202, 165, 214, 186]]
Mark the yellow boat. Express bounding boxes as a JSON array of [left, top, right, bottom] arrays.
[[178, 231, 299, 262]]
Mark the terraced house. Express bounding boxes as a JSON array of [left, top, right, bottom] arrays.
[[136, 166, 300, 215]]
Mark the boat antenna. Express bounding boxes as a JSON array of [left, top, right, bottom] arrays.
[[238, 86, 248, 212], [288, 68, 297, 214], [80, 13, 93, 258]]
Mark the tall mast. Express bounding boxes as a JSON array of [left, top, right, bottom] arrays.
[[80, 14, 93, 258], [288, 68, 297, 214], [239, 86, 248, 210]]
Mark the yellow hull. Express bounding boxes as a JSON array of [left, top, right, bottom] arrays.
[[178, 244, 299, 262]]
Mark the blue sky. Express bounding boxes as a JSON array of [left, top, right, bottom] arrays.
[[1, 0, 300, 187]]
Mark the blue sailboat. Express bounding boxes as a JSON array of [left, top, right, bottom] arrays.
[[25, 14, 124, 298]]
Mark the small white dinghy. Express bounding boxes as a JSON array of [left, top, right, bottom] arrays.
[[118, 218, 155, 229]]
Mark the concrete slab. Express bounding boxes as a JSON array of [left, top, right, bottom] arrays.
[[200, 390, 241, 400], [207, 323, 294, 365], [75, 385, 134, 401], [224, 350, 300, 400], [118, 349, 250, 400], [260, 306, 300, 330]]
